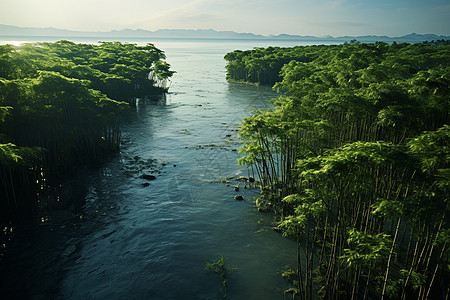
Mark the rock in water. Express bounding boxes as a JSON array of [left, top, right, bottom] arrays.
[[234, 195, 244, 200], [140, 174, 157, 180]]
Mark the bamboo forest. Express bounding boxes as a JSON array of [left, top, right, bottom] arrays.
[[225, 42, 450, 299], [0, 38, 449, 299], [0, 41, 174, 220]]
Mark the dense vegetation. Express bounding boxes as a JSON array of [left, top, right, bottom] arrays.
[[226, 42, 450, 299], [0, 41, 174, 220]]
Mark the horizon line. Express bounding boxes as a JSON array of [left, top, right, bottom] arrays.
[[1, 24, 449, 39]]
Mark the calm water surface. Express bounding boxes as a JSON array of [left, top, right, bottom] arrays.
[[1, 39, 307, 299]]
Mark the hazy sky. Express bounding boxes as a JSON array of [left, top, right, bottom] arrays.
[[1, 0, 449, 36]]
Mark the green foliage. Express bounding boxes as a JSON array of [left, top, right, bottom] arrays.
[[408, 125, 450, 176], [399, 269, 427, 291], [341, 229, 391, 268], [0, 40, 173, 220], [205, 256, 227, 274], [225, 45, 323, 85], [277, 214, 307, 237], [230, 42, 450, 299], [281, 266, 299, 284], [281, 267, 300, 297], [205, 256, 238, 299], [371, 198, 403, 218], [4, 41, 174, 101], [435, 228, 450, 246], [0, 143, 22, 164], [0, 106, 12, 122]]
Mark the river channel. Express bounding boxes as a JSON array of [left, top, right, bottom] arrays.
[[1, 39, 308, 299]]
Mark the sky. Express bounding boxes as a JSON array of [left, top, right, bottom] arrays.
[[0, 0, 449, 37]]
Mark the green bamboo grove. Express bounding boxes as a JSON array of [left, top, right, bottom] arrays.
[[226, 42, 450, 299], [0, 41, 174, 220]]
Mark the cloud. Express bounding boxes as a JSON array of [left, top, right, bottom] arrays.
[[128, 0, 240, 30]]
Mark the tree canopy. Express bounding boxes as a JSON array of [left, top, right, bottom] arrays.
[[0, 41, 174, 220], [227, 42, 450, 299]]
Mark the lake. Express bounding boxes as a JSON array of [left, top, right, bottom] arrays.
[[0, 38, 324, 299]]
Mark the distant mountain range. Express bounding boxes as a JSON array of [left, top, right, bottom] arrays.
[[0, 24, 449, 43]]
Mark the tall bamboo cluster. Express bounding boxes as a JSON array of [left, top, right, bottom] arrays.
[[230, 42, 450, 299], [225, 45, 326, 86], [0, 41, 174, 220]]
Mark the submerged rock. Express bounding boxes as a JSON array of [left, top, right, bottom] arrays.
[[142, 182, 150, 187], [140, 174, 157, 180], [234, 195, 244, 201]]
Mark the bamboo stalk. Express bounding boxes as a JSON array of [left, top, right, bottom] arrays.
[[381, 217, 401, 300]]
